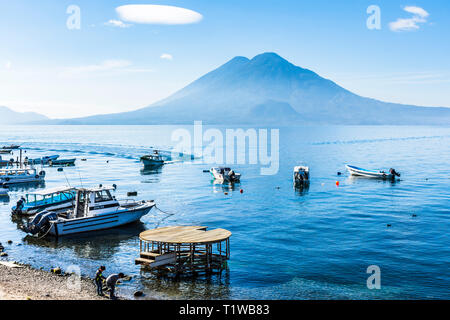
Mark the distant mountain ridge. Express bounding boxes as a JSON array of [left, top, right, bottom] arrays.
[[46, 53, 450, 125], [0, 106, 48, 124]]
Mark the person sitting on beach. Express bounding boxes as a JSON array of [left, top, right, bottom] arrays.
[[105, 272, 124, 299], [94, 266, 106, 296]]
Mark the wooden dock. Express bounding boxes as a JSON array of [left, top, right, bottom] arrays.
[[136, 226, 231, 276]]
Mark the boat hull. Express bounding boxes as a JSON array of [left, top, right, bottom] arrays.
[[346, 165, 393, 179], [1, 176, 45, 185], [141, 159, 164, 167], [49, 204, 154, 236]]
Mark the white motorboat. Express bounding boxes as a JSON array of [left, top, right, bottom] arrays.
[[210, 167, 241, 183], [0, 167, 46, 185], [12, 186, 76, 215], [23, 185, 155, 237], [293, 166, 310, 187], [346, 165, 401, 180]]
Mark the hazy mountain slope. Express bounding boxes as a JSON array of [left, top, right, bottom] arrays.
[[0, 106, 48, 124], [50, 52, 450, 125]]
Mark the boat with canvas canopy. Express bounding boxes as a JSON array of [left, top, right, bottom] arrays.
[[346, 165, 400, 180], [22, 185, 155, 237], [12, 186, 76, 215]]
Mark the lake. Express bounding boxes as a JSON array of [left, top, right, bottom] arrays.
[[0, 125, 449, 299]]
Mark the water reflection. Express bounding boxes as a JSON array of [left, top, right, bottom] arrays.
[[140, 167, 163, 183], [23, 222, 146, 260], [139, 269, 231, 300], [212, 180, 240, 194], [4, 181, 46, 193], [0, 195, 10, 204], [294, 183, 310, 196], [346, 176, 400, 185]]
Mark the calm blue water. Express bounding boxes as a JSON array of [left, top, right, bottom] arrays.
[[0, 125, 449, 300]]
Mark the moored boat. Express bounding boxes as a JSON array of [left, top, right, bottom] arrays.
[[25, 155, 59, 165], [141, 150, 164, 167], [48, 158, 76, 167], [2, 144, 20, 150], [12, 186, 76, 215], [293, 166, 310, 187], [22, 185, 155, 237], [210, 167, 241, 183], [0, 167, 46, 185], [346, 165, 400, 180], [0, 149, 12, 154]]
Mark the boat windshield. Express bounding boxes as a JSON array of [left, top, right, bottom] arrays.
[[94, 190, 113, 203]]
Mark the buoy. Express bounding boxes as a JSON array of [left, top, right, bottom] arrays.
[[387, 224, 392, 227], [336, 181, 340, 186], [337, 172, 342, 176], [127, 191, 138, 197], [106, 160, 109, 163], [7, 240, 12, 245], [224, 192, 228, 195], [240, 189, 244, 194], [57, 168, 63, 172], [412, 214, 417, 218]]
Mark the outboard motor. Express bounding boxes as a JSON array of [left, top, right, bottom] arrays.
[[389, 168, 401, 178], [22, 210, 58, 235], [12, 197, 26, 215]]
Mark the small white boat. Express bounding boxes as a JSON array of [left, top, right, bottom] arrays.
[[346, 165, 400, 180], [0, 167, 46, 185], [23, 185, 155, 237], [12, 186, 76, 215], [141, 150, 164, 167], [293, 166, 310, 187], [210, 167, 241, 183]]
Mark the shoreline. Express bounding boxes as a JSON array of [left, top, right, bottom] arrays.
[[0, 261, 111, 300]]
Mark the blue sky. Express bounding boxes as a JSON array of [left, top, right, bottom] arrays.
[[0, 0, 449, 118]]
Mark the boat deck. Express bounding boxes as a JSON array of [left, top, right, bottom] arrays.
[[136, 226, 232, 276]]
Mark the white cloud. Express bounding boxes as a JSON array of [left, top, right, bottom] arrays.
[[105, 19, 131, 28], [5, 61, 12, 69], [160, 53, 173, 61], [404, 6, 429, 18], [389, 6, 429, 32], [60, 60, 154, 78], [64, 59, 132, 75], [116, 4, 203, 25]]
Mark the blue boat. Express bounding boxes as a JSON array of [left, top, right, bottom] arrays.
[[25, 155, 59, 165], [12, 186, 76, 215]]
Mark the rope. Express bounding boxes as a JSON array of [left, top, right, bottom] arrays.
[[36, 223, 53, 239], [154, 205, 175, 228], [154, 205, 175, 216]]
